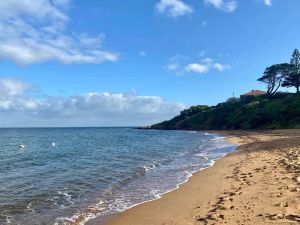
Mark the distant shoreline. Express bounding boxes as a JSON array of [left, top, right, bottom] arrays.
[[93, 129, 300, 225]]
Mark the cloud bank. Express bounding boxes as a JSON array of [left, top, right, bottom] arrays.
[[0, 0, 118, 65], [0, 78, 186, 127]]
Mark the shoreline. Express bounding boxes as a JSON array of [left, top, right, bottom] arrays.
[[85, 131, 237, 225], [87, 129, 300, 225]]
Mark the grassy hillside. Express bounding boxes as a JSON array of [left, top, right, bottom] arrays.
[[150, 93, 300, 130]]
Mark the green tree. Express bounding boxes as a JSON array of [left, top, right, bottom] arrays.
[[282, 49, 300, 93], [258, 63, 290, 95]]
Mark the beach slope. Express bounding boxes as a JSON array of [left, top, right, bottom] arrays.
[[96, 130, 300, 225]]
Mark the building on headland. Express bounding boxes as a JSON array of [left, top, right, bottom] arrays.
[[240, 90, 267, 100]]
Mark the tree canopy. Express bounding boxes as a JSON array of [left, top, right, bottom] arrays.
[[258, 49, 300, 94], [258, 63, 291, 95]]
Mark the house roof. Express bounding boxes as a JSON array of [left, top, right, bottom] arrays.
[[240, 90, 267, 96]]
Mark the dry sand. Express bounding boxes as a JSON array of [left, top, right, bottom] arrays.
[[90, 130, 300, 225]]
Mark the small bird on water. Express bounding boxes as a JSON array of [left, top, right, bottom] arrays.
[[19, 144, 25, 149], [51, 142, 56, 147]]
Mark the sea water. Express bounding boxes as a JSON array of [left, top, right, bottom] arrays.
[[0, 128, 237, 225]]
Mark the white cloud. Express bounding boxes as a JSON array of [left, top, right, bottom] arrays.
[[0, 0, 118, 65], [0, 78, 31, 97], [205, 0, 238, 12], [0, 78, 186, 127], [264, 0, 272, 6], [185, 63, 209, 74], [213, 62, 231, 71], [0, 0, 68, 21], [0, 78, 37, 110], [167, 55, 230, 75], [155, 0, 193, 17]]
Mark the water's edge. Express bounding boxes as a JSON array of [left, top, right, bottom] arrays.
[[85, 132, 239, 225]]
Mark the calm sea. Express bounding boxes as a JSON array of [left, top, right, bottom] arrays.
[[0, 128, 236, 225]]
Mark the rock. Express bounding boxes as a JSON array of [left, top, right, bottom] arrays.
[[276, 214, 284, 219]]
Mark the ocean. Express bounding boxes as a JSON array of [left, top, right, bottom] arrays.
[[0, 128, 237, 225]]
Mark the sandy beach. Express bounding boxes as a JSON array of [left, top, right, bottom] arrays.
[[88, 130, 300, 225]]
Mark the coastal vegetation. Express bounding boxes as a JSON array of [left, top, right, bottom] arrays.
[[150, 50, 300, 130]]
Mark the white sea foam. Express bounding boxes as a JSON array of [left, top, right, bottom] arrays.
[[150, 189, 161, 199], [186, 131, 198, 133], [58, 191, 71, 201], [143, 162, 160, 173], [26, 202, 35, 213], [211, 136, 225, 140], [194, 153, 209, 160], [5, 215, 11, 225]]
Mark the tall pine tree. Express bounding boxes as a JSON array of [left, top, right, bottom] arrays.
[[282, 49, 300, 93]]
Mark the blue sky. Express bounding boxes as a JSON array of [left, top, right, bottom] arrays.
[[0, 0, 299, 127]]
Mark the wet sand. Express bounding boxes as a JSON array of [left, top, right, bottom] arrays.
[[89, 130, 300, 225]]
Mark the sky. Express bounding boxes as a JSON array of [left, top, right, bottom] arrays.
[[0, 0, 300, 127]]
